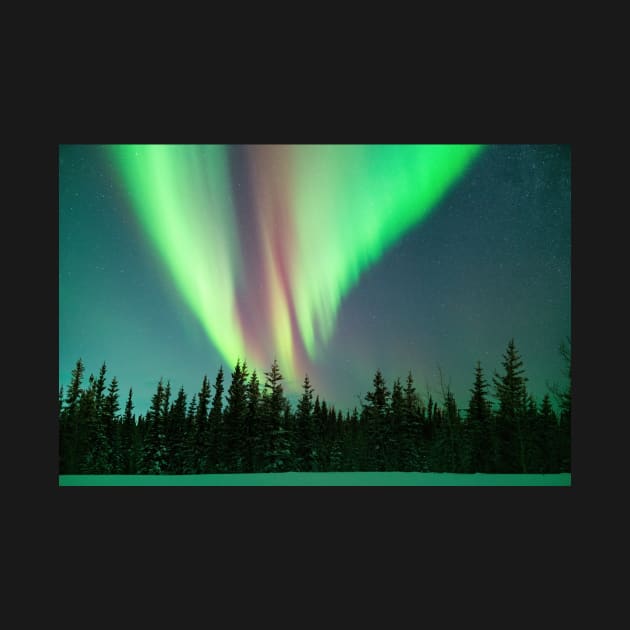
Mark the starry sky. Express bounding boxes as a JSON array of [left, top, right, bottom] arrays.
[[59, 144, 571, 416]]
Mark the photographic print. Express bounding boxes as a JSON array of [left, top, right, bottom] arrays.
[[58, 144, 571, 485]]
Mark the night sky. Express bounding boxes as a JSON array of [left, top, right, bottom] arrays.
[[59, 144, 571, 417]]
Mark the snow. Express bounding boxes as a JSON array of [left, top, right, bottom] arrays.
[[59, 472, 571, 486]]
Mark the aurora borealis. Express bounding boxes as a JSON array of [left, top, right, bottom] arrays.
[[59, 144, 571, 415], [110, 144, 482, 385]]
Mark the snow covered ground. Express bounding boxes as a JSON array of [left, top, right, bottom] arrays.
[[59, 472, 571, 486]]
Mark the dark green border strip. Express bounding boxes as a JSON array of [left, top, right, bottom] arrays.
[[59, 473, 571, 486]]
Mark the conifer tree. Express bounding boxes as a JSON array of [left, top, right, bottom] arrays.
[[312, 395, 323, 471], [432, 387, 462, 472], [80, 374, 110, 474], [121, 388, 137, 474], [389, 377, 404, 470], [524, 393, 539, 472], [102, 376, 121, 473], [283, 401, 296, 470], [162, 381, 172, 422], [167, 386, 188, 474], [136, 413, 147, 463], [363, 369, 390, 471], [418, 391, 435, 472], [246, 369, 262, 473], [323, 404, 339, 471], [65, 359, 85, 410], [493, 339, 529, 473], [182, 394, 198, 474], [317, 400, 330, 471], [207, 366, 225, 472], [60, 358, 85, 474], [557, 339, 571, 472], [464, 362, 492, 473], [262, 359, 291, 472], [344, 408, 361, 471], [340, 411, 351, 470], [399, 371, 422, 471], [539, 393, 559, 473], [93, 362, 108, 420], [159, 380, 173, 471], [295, 374, 315, 472], [140, 379, 168, 474], [194, 375, 212, 473], [223, 360, 249, 472]]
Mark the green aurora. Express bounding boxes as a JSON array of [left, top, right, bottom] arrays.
[[111, 144, 483, 381]]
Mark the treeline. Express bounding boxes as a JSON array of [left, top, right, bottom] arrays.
[[59, 339, 571, 475]]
